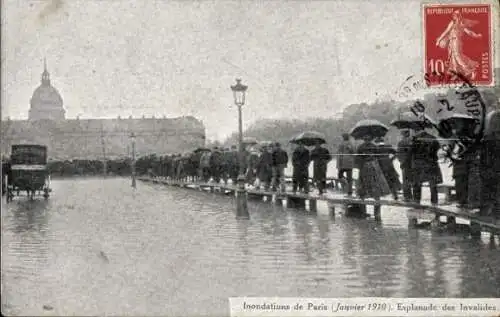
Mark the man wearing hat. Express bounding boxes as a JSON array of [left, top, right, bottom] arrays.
[[271, 142, 288, 192], [337, 133, 354, 196]]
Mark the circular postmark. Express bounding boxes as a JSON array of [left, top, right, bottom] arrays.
[[395, 70, 487, 162]]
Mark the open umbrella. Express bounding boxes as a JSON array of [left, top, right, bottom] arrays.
[[390, 111, 436, 130], [350, 119, 389, 139], [290, 131, 326, 146], [242, 137, 258, 146], [436, 113, 481, 138]]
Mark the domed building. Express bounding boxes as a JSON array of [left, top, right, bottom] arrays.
[[1, 59, 206, 160], [28, 59, 65, 121]]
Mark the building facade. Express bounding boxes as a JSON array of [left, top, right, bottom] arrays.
[[1, 61, 206, 160]]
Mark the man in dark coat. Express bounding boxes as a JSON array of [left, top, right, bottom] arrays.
[[256, 145, 273, 190], [190, 152, 202, 182], [210, 147, 223, 184], [199, 150, 212, 182], [337, 133, 355, 196], [220, 148, 230, 185], [310, 143, 331, 195], [271, 142, 289, 192], [397, 129, 414, 201], [480, 110, 500, 218], [450, 119, 480, 208], [375, 136, 401, 200], [291, 143, 310, 193], [410, 127, 442, 205]]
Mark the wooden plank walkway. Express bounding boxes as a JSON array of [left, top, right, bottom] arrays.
[[138, 176, 498, 236]]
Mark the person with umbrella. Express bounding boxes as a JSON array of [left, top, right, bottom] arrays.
[[246, 147, 260, 187], [351, 120, 391, 216], [291, 142, 311, 193], [409, 125, 443, 205], [391, 110, 438, 202], [337, 133, 355, 196], [447, 116, 480, 208], [310, 143, 331, 195], [374, 136, 401, 200], [271, 142, 289, 192], [255, 143, 273, 191], [291, 131, 328, 194]]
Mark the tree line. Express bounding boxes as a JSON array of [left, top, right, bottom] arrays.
[[222, 89, 498, 154]]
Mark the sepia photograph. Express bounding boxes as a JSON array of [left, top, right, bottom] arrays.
[[1, 0, 499, 316]]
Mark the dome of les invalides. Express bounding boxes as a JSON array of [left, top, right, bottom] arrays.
[[28, 60, 65, 121]]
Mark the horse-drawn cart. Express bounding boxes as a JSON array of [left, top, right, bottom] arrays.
[[5, 144, 51, 202]]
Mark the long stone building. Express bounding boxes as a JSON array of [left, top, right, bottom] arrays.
[[1, 61, 206, 160]]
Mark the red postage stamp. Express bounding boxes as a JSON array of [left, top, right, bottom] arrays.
[[423, 3, 493, 87]]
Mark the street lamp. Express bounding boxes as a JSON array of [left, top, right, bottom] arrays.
[[130, 132, 136, 188], [230, 78, 249, 218]]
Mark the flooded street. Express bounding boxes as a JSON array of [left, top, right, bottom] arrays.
[[2, 177, 499, 316]]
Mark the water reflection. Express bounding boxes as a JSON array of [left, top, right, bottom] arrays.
[[458, 239, 500, 297], [8, 200, 50, 234], [405, 230, 431, 296], [2, 178, 500, 316], [292, 214, 314, 264], [356, 221, 404, 297], [428, 236, 448, 297]]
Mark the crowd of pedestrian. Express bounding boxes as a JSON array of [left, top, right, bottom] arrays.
[[141, 109, 499, 220], [139, 142, 333, 193]]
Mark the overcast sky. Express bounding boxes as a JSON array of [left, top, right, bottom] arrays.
[[2, 0, 498, 140]]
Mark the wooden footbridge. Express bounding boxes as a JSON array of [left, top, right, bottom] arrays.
[[138, 176, 499, 240]]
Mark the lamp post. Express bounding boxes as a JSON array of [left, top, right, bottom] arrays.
[[230, 78, 249, 218], [130, 132, 136, 188]]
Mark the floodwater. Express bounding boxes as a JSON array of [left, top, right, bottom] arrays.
[[1, 177, 499, 316]]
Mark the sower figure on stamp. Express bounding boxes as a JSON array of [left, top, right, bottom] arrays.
[[310, 143, 331, 195], [291, 143, 310, 193], [480, 110, 500, 218], [397, 129, 414, 202], [337, 133, 355, 196], [410, 126, 442, 205], [435, 10, 482, 81]]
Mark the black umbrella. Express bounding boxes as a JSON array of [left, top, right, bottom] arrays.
[[290, 131, 326, 146], [350, 119, 389, 139], [391, 112, 436, 130]]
